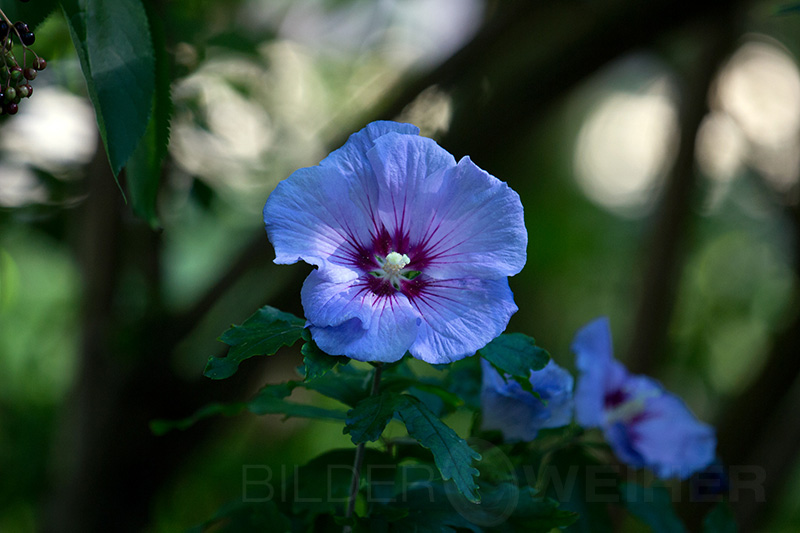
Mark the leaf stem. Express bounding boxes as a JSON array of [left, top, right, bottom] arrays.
[[343, 363, 383, 532]]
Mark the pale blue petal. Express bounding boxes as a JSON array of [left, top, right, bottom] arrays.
[[263, 164, 376, 283], [572, 317, 617, 427], [301, 270, 420, 362], [480, 359, 573, 441], [533, 361, 575, 429], [604, 422, 646, 468], [367, 135, 525, 279], [480, 359, 543, 442], [321, 121, 419, 178], [264, 122, 418, 282], [409, 278, 518, 364], [630, 394, 717, 479]]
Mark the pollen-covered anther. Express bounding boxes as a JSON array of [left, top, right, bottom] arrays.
[[383, 251, 410, 274], [369, 252, 419, 291]]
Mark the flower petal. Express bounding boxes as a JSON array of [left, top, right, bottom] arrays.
[[301, 270, 420, 362], [531, 360, 575, 429], [263, 164, 375, 282], [263, 122, 419, 282], [367, 134, 526, 279], [629, 394, 717, 479], [408, 277, 518, 364], [572, 317, 618, 427], [480, 359, 574, 441], [321, 121, 420, 179], [480, 359, 544, 441]]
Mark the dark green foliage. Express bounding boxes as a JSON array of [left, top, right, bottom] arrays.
[[61, 0, 156, 179], [149, 382, 347, 435], [125, 0, 172, 227], [703, 502, 738, 533], [479, 333, 550, 394], [301, 338, 344, 380], [546, 446, 615, 533], [186, 500, 291, 533], [204, 306, 306, 379], [344, 392, 403, 444], [395, 394, 482, 503], [620, 482, 687, 533]]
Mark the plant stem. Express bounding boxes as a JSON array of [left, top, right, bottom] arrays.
[[343, 363, 383, 532]]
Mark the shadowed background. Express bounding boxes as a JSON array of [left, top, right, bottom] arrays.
[[0, 0, 798, 531]]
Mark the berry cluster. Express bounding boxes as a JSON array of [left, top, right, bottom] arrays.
[[1, 2, 46, 116]]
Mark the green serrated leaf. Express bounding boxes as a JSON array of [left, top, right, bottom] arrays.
[[620, 482, 687, 533], [303, 365, 373, 407], [545, 446, 614, 533], [702, 502, 738, 533], [124, 0, 172, 227], [509, 486, 579, 531], [247, 382, 347, 420], [150, 401, 245, 435], [150, 382, 347, 435], [63, 0, 156, 179], [290, 448, 396, 516], [301, 340, 343, 380], [344, 392, 403, 444], [204, 306, 306, 379], [383, 483, 482, 533], [380, 375, 463, 411], [479, 332, 550, 394], [86, 0, 155, 176], [395, 395, 481, 503]]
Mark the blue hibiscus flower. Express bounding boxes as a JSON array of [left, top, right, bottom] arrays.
[[263, 121, 527, 363], [480, 358, 574, 442], [572, 317, 716, 479]]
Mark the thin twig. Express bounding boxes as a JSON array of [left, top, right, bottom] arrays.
[[343, 364, 384, 532]]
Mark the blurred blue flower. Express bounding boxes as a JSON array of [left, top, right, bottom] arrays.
[[263, 121, 526, 363], [572, 317, 716, 479], [480, 358, 574, 442]]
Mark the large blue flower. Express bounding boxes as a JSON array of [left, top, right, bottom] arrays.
[[263, 121, 526, 363], [572, 317, 716, 479], [480, 358, 574, 442]]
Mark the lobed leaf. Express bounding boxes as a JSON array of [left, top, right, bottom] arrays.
[[301, 340, 344, 381], [344, 392, 403, 444], [702, 502, 738, 533], [479, 332, 550, 394], [204, 306, 306, 379], [620, 482, 687, 533], [150, 382, 347, 435], [395, 395, 482, 503]]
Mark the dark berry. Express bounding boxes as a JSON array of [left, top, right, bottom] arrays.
[[14, 22, 29, 35], [0, 22, 9, 40], [20, 31, 35, 46], [23, 68, 36, 80], [6, 102, 18, 115], [34, 57, 46, 70]]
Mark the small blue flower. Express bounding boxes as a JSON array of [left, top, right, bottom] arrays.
[[263, 121, 527, 363], [480, 358, 574, 442], [572, 317, 716, 479]]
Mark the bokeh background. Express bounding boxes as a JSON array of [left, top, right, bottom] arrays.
[[1, 0, 799, 531]]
